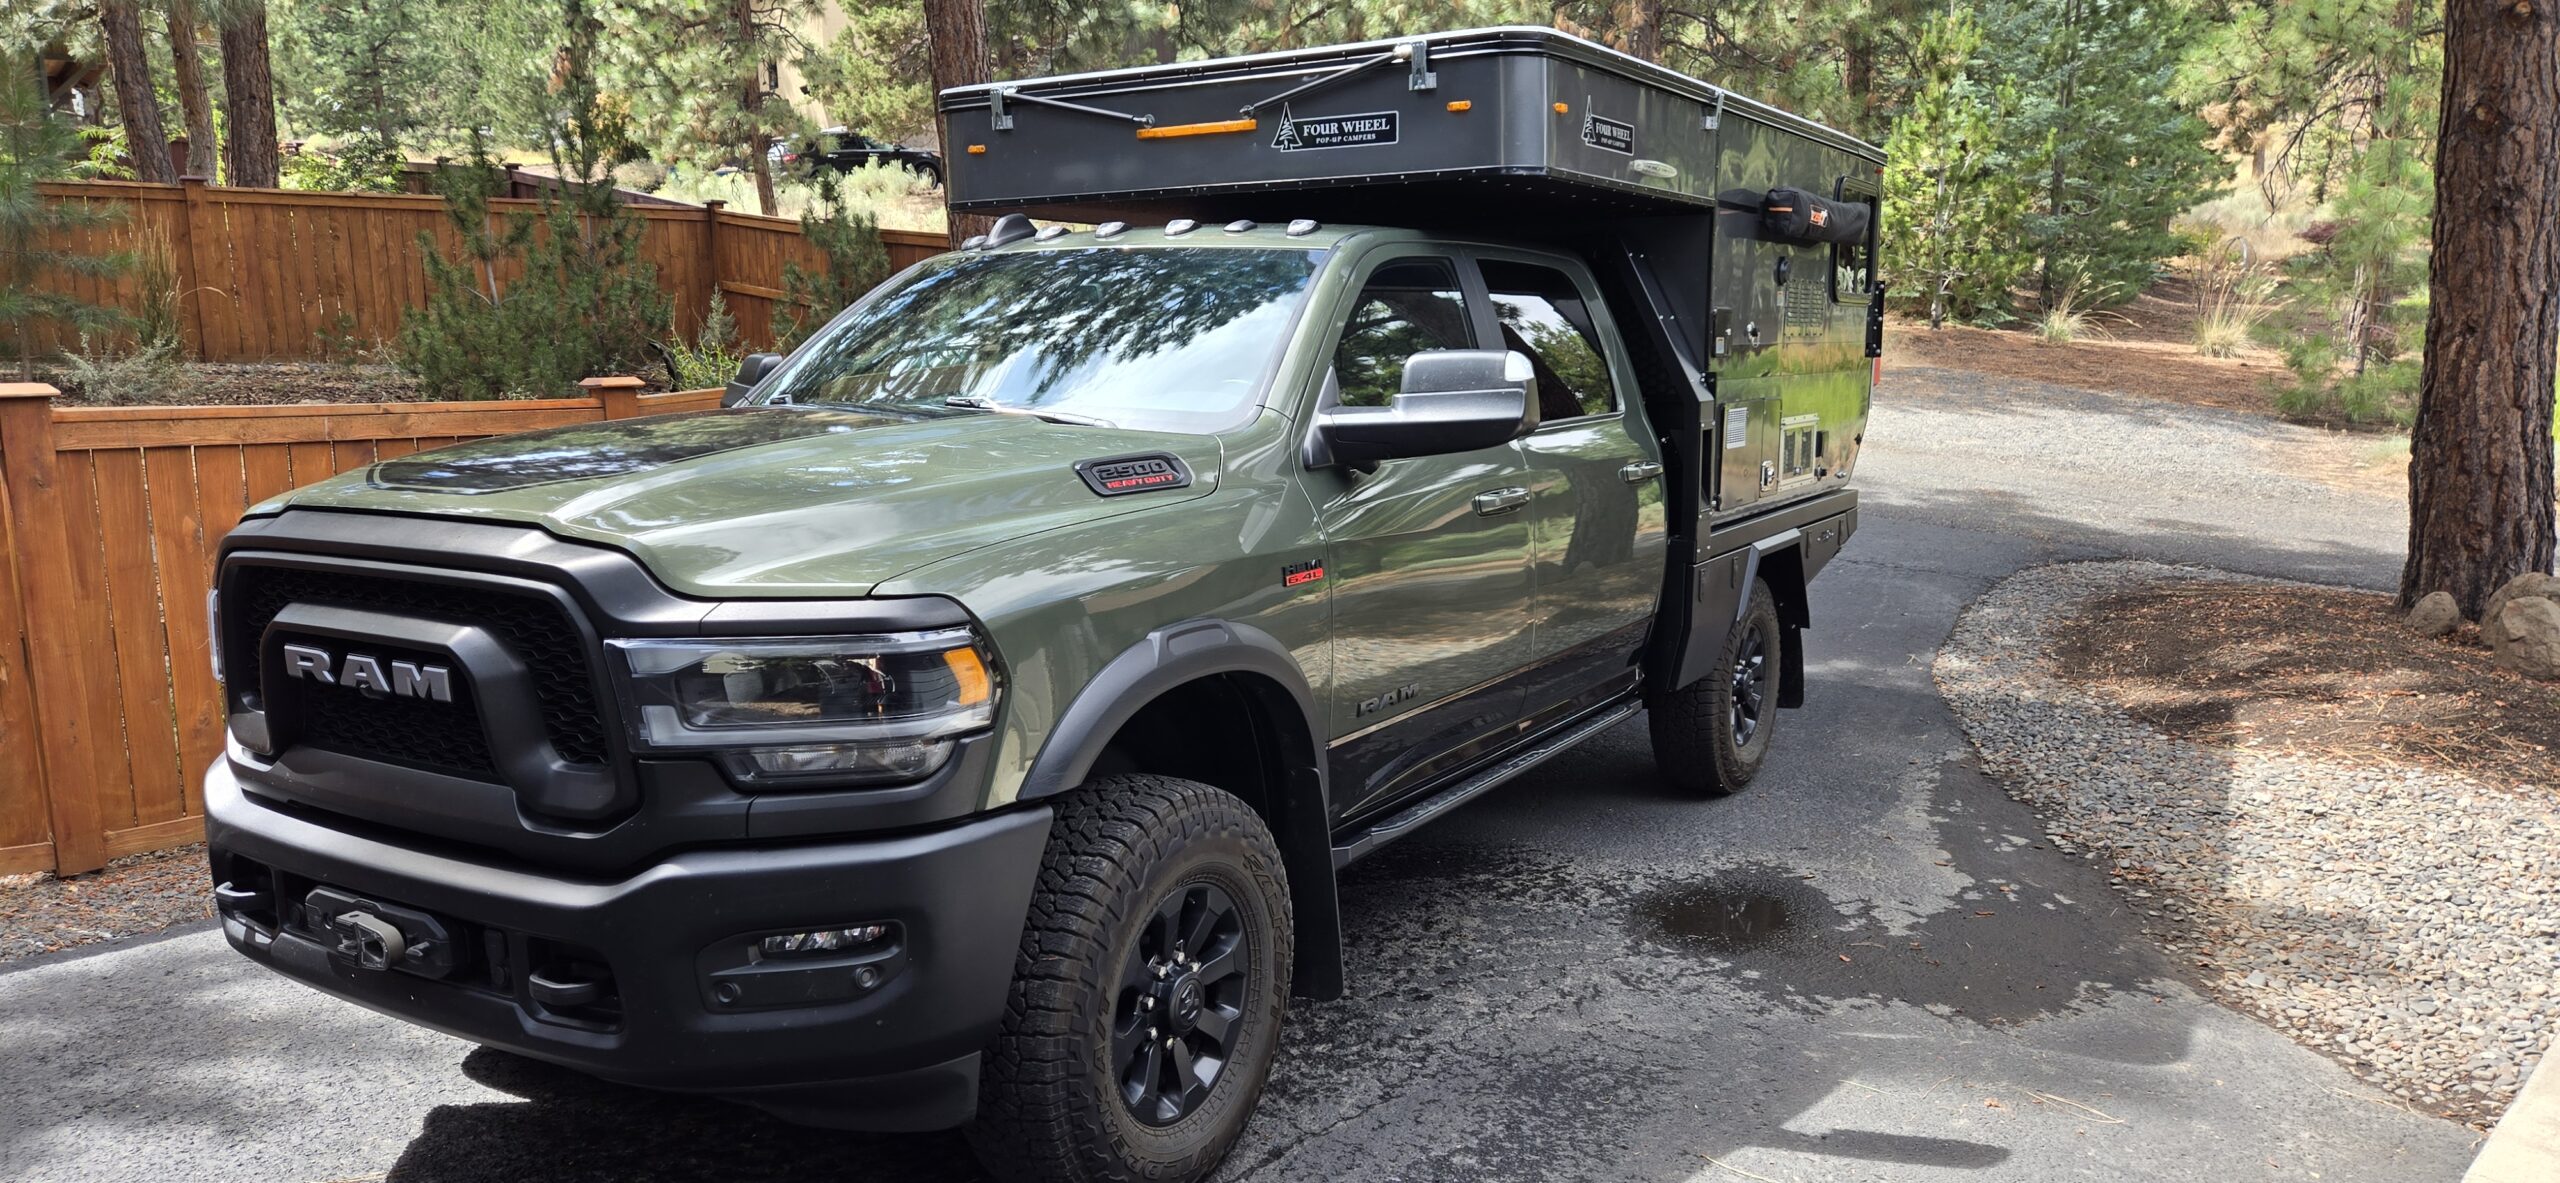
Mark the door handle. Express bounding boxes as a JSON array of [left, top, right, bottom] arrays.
[[1619, 460, 1664, 484], [1472, 487, 1530, 516]]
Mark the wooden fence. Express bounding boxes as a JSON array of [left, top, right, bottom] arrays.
[[0, 377, 724, 878], [30, 179, 947, 364]]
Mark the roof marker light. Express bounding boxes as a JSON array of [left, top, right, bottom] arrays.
[[1095, 221, 1129, 239], [1224, 219, 1257, 233], [1165, 218, 1198, 236], [1285, 218, 1320, 237], [1035, 224, 1071, 240]]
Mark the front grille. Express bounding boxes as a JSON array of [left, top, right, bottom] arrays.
[[231, 565, 611, 768], [293, 636, 496, 778]]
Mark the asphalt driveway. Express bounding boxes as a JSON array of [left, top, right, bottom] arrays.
[[0, 367, 2473, 1182]]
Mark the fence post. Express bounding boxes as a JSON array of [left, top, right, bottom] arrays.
[[700, 200, 725, 332], [582, 375, 646, 420], [177, 177, 221, 362], [0, 384, 107, 875]]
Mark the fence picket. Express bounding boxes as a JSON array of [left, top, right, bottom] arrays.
[[30, 181, 943, 363]]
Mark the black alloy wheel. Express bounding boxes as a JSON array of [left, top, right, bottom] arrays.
[[1646, 577, 1782, 795], [1729, 619, 1769, 747], [1114, 881, 1249, 1126]]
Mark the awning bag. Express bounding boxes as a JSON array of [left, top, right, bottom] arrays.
[[1761, 187, 1870, 245]]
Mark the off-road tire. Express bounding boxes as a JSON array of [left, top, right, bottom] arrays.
[[967, 774, 1293, 1183], [1648, 578, 1781, 795]]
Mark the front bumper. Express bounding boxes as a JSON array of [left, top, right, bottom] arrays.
[[204, 763, 1051, 1130]]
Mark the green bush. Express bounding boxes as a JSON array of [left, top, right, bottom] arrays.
[[662, 292, 742, 390], [396, 141, 668, 400]]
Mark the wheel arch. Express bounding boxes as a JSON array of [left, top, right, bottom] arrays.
[[1021, 620, 1345, 1000]]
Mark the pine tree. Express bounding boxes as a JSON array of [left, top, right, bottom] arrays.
[[395, 1, 668, 398], [774, 168, 890, 350], [0, 53, 131, 379], [1880, 6, 2036, 327], [1987, 0, 2223, 303]]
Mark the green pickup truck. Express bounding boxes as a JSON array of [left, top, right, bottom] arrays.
[[205, 28, 1877, 1183]]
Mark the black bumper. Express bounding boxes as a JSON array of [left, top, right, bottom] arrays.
[[204, 763, 1051, 1131]]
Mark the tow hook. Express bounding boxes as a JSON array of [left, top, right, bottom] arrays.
[[330, 909, 412, 971], [301, 886, 457, 978]]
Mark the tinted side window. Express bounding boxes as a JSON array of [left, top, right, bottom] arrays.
[[1834, 180, 1880, 300], [1333, 257, 1473, 407], [1479, 259, 1616, 421]]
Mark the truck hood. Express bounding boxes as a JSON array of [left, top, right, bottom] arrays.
[[279, 407, 1221, 597]]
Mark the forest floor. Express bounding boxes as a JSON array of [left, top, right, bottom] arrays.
[[1884, 275, 2294, 418]]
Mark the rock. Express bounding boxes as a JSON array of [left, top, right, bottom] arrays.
[[2482, 571, 2559, 631], [2407, 591, 2463, 636], [2487, 597, 2560, 680]]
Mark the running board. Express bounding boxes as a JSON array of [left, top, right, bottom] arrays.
[[1331, 699, 1642, 869]]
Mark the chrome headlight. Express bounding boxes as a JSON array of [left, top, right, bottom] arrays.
[[606, 628, 997, 787]]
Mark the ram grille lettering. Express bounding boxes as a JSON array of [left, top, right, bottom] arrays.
[[280, 642, 455, 703]]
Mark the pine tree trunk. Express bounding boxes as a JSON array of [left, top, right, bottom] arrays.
[[101, 0, 175, 184], [220, 0, 281, 188], [1626, 0, 1666, 62], [2400, 0, 2560, 615], [166, 0, 218, 178], [922, 0, 994, 245]]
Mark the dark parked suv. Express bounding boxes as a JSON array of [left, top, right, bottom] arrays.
[[773, 127, 943, 186]]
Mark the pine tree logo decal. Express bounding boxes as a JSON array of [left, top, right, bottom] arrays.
[[1270, 105, 1305, 151]]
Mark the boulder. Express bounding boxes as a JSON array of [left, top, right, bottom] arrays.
[[2406, 591, 2462, 637], [2487, 596, 2560, 680], [2482, 571, 2559, 631]]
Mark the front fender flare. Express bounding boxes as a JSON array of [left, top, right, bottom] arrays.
[[1020, 619, 1344, 1000]]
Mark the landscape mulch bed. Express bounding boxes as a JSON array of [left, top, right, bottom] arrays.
[[0, 846, 213, 964], [2053, 582, 2560, 793]]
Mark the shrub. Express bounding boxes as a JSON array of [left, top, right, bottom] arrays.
[[396, 140, 668, 400], [661, 292, 742, 390]]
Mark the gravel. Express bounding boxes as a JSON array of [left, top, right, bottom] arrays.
[[0, 847, 213, 964], [1937, 559, 2560, 1128]]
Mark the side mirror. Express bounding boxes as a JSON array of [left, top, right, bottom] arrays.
[[1317, 349, 1538, 469], [724, 352, 784, 407]]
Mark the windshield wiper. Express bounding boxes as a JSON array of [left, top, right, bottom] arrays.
[[942, 395, 1117, 428]]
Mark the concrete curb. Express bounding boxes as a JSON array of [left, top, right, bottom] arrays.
[[2467, 1061, 2558, 1182]]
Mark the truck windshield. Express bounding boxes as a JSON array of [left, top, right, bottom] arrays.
[[760, 246, 1325, 434]]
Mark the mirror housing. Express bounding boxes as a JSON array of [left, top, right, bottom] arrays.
[[1316, 349, 1537, 469], [724, 352, 784, 407]]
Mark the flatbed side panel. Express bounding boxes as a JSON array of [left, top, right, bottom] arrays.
[[1658, 490, 1857, 692]]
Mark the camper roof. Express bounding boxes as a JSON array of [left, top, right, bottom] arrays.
[[937, 26, 1881, 225]]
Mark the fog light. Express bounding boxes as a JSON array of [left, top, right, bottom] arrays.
[[760, 924, 891, 957], [722, 738, 953, 784]]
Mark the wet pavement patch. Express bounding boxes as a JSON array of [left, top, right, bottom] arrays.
[[1628, 867, 1833, 955]]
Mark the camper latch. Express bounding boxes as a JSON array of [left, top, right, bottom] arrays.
[[1407, 41, 1439, 92]]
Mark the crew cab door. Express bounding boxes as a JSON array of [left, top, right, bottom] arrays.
[[1471, 251, 1671, 723], [1306, 252, 1535, 823]]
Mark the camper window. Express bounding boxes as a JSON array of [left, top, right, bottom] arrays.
[[1832, 178, 1881, 302]]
